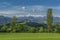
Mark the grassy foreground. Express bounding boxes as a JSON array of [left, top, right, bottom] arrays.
[[0, 33, 60, 40]]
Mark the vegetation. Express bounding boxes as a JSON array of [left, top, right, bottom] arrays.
[[0, 8, 60, 33], [47, 8, 53, 32]]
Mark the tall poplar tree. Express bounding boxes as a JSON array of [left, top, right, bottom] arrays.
[[46, 8, 53, 32]]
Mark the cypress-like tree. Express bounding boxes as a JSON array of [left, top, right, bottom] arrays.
[[46, 8, 53, 32], [10, 16, 17, 32]]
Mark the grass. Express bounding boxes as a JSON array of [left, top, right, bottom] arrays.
[[0, 33, 60, 40]]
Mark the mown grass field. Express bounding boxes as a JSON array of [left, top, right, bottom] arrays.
[[0, 33, 60, 40]]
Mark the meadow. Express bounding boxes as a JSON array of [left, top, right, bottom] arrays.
[[0, 33, 60, 40]]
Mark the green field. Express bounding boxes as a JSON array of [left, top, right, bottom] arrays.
[[0, 33, 60, 40]]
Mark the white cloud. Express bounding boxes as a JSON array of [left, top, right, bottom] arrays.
[[0, 10, 16, 15], [22, 6, 26, 10], [0, 5, 60, 17], [15, 14, 46, 17]]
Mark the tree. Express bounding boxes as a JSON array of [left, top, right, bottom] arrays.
[[10, 16, 17, 32], [39, 27, 43, 33], [55, 24, 60, 33], [1, 21, 7, 32], [16, 24, 23, 32], [28, 27, 36, 33], [46, 8, 53, 32]]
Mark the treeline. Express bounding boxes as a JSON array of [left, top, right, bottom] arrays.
[[0, 8, 60, 33]]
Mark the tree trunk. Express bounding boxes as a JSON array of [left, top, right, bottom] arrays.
[[48, 26, 51, 32]]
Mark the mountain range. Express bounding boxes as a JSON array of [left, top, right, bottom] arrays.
[[0, 15, 60, 25]]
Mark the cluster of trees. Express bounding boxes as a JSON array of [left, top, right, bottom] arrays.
[[0, 8, 60, 33]]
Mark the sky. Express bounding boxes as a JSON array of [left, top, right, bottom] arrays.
[[0, 0, 60, 17]]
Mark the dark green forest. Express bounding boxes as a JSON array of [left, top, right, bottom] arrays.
[[0, 8, 60, 33]]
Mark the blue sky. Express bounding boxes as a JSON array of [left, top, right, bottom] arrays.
[[0, 0, 60, 17]]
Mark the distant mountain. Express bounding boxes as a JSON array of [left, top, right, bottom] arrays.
[[0, 16, 11, 25], [17, 16, 46, 23], [17, 16, 60, 23], [0, 16, 60, 25]]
